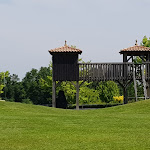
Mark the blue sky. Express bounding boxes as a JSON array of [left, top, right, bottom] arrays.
[[0, 0, 150, 79]]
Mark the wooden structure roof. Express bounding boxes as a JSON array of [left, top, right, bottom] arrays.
[[120, 40, 150, 54], [49, 41, 82, 54]]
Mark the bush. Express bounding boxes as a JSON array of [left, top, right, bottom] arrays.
[[22, 99, 33, 104], [97, 81, 120, 104], [113, 96, 123, 103], [9, 98, 15, 102], [5, 98, 15, 102]]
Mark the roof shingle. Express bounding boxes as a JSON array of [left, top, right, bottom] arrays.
[[120, 45, 150, 53], [49, 43, 82, 54]]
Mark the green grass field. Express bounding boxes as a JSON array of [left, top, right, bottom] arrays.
[[0, 100, 150, 150]]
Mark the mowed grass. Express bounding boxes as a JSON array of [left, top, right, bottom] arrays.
[[0, 101, 150, 150]]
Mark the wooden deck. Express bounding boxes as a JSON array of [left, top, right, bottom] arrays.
[[78, 62, 150, 81]]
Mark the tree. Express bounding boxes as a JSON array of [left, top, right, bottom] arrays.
[[133, 56, 142, 64], [79, 82, 100, 105], [22, 66, 52, 105], [141, 36, 150, 47], [2, 74, 24, 101], [0, 71, 9, 98], [57, 81, 76, 104], [97, 81, 120, 104]]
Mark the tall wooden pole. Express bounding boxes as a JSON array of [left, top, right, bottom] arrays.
[[123, 53, 128, 104], [52, 80, 56, 107], [141, 64, 147, 100], [133, 64, 137, 102], [146, 53, 150, 98], [76, 81, 79, 110], [123, 87, 128, 104]]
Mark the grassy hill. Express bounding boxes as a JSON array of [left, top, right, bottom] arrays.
[[0, 101, 150, 150]]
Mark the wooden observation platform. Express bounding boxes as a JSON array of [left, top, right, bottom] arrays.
[[49, 40, 150, 109]]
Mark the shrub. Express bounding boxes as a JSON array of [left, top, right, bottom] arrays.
[[6, 98, 15, 102], [97, 81, 120, 104], [22, 99, 33, 104], [113, 96, 123, 103]]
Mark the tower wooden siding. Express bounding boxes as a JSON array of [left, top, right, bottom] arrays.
[[52, 53, 79, 81]]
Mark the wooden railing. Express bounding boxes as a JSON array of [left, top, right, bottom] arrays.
[[78, 63, 150, 81]]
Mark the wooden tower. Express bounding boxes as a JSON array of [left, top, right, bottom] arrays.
[[49, 41, 82, 109], [120, 40, 150, 102]]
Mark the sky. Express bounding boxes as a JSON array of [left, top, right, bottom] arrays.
[[0, 0, 150, 79]]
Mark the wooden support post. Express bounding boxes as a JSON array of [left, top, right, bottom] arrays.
[[133, 64, 137, 102], [141, 64, 147, 100], [117, 81, 128, 104], [123, 87, 128, 104], [123, 53, 127, 62], [146, 81, 150, 99], [52, 80, 56, 107], [76, 81, 79, 110]]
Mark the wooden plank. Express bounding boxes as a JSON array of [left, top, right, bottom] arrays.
[[76, 81, 79, 110], [114, 64, 116, 80], [91, 64, 93, 81], [119, 64, 121, 80], [85, 64, 87, 80], [106, 64, 108, 81], [98, 64, 100, 80], [52, 80, 56, 107], [83, 64, 84, 80], [141, 64, 147, 100], [133, 64, 138, 102], [123, 87, 128, 104], [88, 64, 90, 81]]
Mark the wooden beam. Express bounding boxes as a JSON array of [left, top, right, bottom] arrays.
[[123, 87, 128, 104], [116, 79, 133, 104], [123, 53, 127, 62], [52, 80, 56, 107], [133, 64, 137, 102], [76, 81, 79, 110], [71, 81, 84, 88], [71, 81, 76, 88], [127, 56, 132, 62], [141, 64, 147, 100], [139, 56, 146, 62], [116, 80, 128, 104], [79, 81, 85, 87]]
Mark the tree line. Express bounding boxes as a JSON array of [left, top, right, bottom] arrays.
[[0, 62, 145, 106]]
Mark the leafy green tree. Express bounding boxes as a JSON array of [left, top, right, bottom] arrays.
[[1, 74, 26, 102], [39, 75, 52, 104], [141, 36, 150, 47], [13, 82, 26, 102], [133, 56, 142, 64], [56, 81, 100, 105], [79, 82, 100, 105], [22, 66, 52, 105], [0, 71, 9, 98], [57, 81, 76, 104], [127, 82, 144, 99], [97, 81, 120, 104]]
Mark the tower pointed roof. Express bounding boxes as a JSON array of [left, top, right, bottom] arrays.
[[49, 41, 82, 54], [120, 40, 150, 54]]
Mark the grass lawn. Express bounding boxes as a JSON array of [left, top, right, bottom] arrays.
[[0, 100, 150, 150]]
